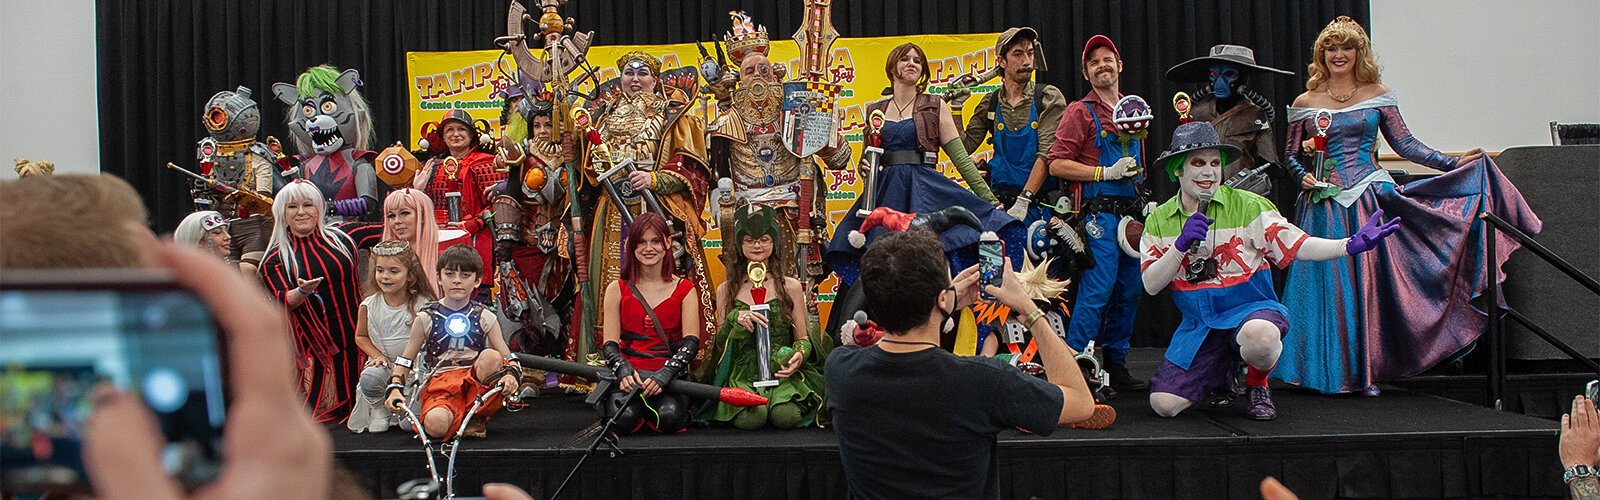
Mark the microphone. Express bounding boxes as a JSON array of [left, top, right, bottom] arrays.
[[1189, 190, 1213, 257]]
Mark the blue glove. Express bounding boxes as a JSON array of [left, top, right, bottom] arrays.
[[1346, 209, 1402, 255], [1175, 213, 1212, 253]]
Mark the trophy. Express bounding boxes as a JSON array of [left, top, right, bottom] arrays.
[[748, 261, 780, 388]]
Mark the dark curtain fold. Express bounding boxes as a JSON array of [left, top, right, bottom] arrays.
[[97, 0, 1367, 346]]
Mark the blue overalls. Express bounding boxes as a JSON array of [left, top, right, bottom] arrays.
[[987, 92, 1053, 226], [1064, 102, 1144, 366]]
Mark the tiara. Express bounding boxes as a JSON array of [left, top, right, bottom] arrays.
[[1319, 15, 1368, 41], [372, 240, 413, 256]]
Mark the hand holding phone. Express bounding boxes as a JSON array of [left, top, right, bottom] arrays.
[[978, 232, 1005, 301], [33, 242, 332, 497]]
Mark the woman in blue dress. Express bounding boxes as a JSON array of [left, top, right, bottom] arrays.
[[826, 42, 1025, 288], [1272, 17, 1542, 395]]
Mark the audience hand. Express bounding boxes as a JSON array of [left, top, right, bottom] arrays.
[[982, 257, 1033, 312], [484, 483, 535, 500], [85, 241, 331, 499], [1561, 395, 1600, 469], [951, 264, 981, 309]]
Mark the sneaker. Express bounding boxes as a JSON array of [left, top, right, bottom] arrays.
[[1106, 363, 1148, 392], [463, 415, 488, 438], [367, 401, 391, 433], [1362, 385, 1382, 397], [1065, 404, 1118, 430], [1246, 386, 1277, 420]]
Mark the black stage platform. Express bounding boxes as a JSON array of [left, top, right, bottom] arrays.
[[333, 348, 1564, 499]]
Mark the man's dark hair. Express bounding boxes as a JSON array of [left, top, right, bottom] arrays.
[[999, 35, 1036, 63], [859, 230, 948, 333], [437, 243, 482, 275]]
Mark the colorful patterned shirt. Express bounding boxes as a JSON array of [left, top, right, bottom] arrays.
[[1140, 186, 1309, 368]]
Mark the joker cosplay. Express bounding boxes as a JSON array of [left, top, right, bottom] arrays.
[[1138, 122, 1398, 420]]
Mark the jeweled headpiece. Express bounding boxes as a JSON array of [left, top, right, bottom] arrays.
[[372, 240, 413, 257], [616, 50, 662, 74], [724, 10, 770, 61], [1316, 16, 1369, 50]]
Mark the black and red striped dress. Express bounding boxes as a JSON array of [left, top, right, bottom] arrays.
[[260, 229, 371, 423]]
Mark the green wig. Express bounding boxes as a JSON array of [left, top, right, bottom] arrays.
[[296, 65, 344, 98]]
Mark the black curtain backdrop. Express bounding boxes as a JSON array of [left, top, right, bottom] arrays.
[[97, 0, 1367, 346]]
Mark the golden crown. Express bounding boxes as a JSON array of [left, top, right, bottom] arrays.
[[724, 10, 769, 61]]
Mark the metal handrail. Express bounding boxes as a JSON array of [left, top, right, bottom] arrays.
[[1480, 211, 1600, 411]]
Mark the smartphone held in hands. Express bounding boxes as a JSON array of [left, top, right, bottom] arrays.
[[978, 232, 1004, 301], [0, 269, 227, 494]]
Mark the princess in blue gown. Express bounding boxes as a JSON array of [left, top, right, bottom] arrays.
[[1272, 17, 1542, 394]]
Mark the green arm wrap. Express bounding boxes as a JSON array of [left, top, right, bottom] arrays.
[[941, 138, 998, 205]]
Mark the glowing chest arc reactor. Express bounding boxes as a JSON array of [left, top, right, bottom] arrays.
[[441, 312, 476, 352]]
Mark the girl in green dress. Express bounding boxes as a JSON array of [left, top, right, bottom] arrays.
[[701, 205, 827, 429]]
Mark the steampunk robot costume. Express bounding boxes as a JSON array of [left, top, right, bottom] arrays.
[[192, 86, 279, 267]]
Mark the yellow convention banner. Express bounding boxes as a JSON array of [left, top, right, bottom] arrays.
[[406, 32, 1004, 315]]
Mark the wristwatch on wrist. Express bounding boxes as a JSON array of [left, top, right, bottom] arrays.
[[1565, 464, 1596, 484]]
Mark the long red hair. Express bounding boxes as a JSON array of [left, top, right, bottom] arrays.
[[621, 212, 674, 283]]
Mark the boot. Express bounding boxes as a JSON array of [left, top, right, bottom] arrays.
[[366, 398, 392, 433], [1246, 386, 1277, 420], [1106, 363, 1147, 392]]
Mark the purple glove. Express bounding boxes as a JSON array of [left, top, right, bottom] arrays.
[[1175, 213, 1212, 253], [331, 197, 369, 217], [1346, 209, 1402, 255]]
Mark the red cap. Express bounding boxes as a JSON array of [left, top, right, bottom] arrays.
[[1082, 34, 1119, 63]]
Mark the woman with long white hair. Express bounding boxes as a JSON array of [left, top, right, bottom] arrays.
[[259, 179, 364, 423], [173, 211, 243, 272]]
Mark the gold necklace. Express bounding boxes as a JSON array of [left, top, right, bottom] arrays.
[[1326, 84, 1355, 103]]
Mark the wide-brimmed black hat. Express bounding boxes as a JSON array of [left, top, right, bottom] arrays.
[[1156, 122, 1244, 181], [1165, 44, 1291, 83]]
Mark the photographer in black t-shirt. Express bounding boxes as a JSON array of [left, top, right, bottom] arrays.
[[826, 229, 1099, 499]]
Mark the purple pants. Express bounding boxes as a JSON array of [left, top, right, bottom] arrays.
[[1150, 309, 1289, 403]]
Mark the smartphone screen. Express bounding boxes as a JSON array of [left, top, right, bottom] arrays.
[[0, 276, 225, 493], [978, 237, 1004, 300]]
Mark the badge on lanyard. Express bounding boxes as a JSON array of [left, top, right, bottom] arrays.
[[1085, 217, 1104, 239]]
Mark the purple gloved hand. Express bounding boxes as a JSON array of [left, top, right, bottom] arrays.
[[331, 197, 369, 217], [1175, 213, 1212, 253], [1346, 208, 1402, 255]]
